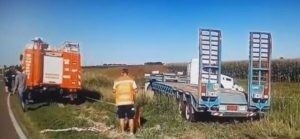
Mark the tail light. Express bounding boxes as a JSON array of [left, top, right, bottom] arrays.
[[200, 84, 206, 96], [263, 72, 270, 99], [263, 85, 269, 99]]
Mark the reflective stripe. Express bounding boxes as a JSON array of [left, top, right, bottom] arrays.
[[116, 101, 134, 106], [113, 80, 137, 90]]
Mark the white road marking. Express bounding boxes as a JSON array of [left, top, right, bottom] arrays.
[[7, 95, 27, 139]]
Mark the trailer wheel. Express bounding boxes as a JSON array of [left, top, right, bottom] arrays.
[[178, 98, 186, 118], [256, 112, 265, 120], [249, 112, 265, 121], [185, 102, 196, 122]]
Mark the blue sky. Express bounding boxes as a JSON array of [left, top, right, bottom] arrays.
[[0, 0, 299, 66]]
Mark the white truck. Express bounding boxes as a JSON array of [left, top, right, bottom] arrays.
[[187, 58, 244, 91]]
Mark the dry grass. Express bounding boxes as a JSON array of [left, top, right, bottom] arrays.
[[82, 66, 300, 138], [11, 65, 300, 138]]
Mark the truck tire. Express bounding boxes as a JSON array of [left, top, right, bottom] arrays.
[[256, 112, 265, 121], [185, 102, 197, 122], [249, 112, 265, 121], [178, 98, 186, 118]]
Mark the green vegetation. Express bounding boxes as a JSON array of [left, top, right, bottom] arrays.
[[11, 95, 102, 139], [222, 59, 300, 82], [11, 66, 300, 139], [134, 82, 300, 139], [11, 94, 46, 139]]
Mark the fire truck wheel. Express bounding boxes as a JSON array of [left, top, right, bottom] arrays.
[[59, 89, 64, 95], [69, 93, 78, 101]]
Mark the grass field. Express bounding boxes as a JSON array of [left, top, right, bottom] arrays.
[[11, 65, 300, 139]]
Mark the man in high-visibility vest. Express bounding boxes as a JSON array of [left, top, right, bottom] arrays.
[[113, 69, 138, 134]]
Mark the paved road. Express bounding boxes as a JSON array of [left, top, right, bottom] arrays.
[[0, 79, 20, 139]]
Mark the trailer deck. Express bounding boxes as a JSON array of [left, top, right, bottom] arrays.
[[160, 82, 247, 105]]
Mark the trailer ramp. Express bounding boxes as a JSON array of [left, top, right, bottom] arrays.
[[248, 32, 272, 111]]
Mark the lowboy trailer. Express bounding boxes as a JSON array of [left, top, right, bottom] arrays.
[[146, 29, 272, 121]]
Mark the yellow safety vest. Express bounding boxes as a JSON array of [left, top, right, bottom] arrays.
[[114, 76, 137, 106]]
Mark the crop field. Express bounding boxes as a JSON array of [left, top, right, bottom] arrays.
[[222, 59, 300, 82], [10, 65, 300, 139]]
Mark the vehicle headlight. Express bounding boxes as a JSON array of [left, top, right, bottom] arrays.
[[238, 105, 247, 111], [219, 105, 226, 111]]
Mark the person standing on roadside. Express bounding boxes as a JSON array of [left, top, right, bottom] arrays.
[[113, 69, 138, 135], [4, 66, 14, 93], [13, 66, 27, 108], [4, 66, 10, 93]]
